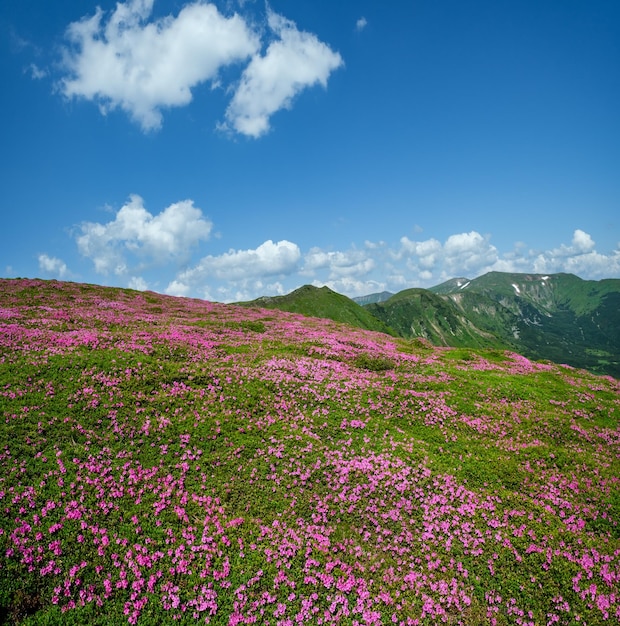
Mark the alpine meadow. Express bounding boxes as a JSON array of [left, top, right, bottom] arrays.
[[1, 278, 619, 625], [2, 0, 619, 624]]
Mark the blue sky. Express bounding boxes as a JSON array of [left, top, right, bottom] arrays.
[[1, 0, 619, 301]]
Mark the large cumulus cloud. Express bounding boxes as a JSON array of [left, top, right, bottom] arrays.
[[58, 1, 342, 135]]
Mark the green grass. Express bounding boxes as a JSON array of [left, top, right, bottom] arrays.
[[1, 278, 619, 625]]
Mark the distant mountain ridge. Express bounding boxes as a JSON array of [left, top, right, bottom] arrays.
[[352, 291, 393, 305], [427, 277, 471, 295], [239, 272, 620, 377]]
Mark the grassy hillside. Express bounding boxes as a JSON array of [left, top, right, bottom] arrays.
[[239, 284, 396, 336], [367, 289, 508, 350], [1, 279, 619, 625]]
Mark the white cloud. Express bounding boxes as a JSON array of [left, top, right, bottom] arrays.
[[76, 194, 213, 275], [248, 228, 604, 299], [551, 228, 596, 257], [59, 0, 259, 131], [223, 8, 343, 137], [392, 229, 619, 289], [172, 239, 301, 290], [27, 63, 47, 80], [215, 279, 286, 303], [58, 1, 343, 135], [571, 229, 596, 253], [165, 280, 191, 297], [529, 230, 620, 278], [443, 231, 499, 272], [399, 237, 442, 268], [128, 276, 149, 291], [398, 232, 498, 278], [302, 247, 374, 278], [563, 250, 620, 277], [313, 277, 386, 299], [355, 17, 368, 32], [50, 203, 620, 301], [38, 254, 69, 278]]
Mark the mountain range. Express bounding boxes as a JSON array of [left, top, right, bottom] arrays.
[[240, 272, 620, 378]]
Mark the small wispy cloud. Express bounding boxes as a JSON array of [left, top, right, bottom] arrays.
[[38, 254, 69, 279], [9, 28, 39, 54], [128, 276, 149, 291], [26, 63, 47, 80], [355, 17, 368, 32]]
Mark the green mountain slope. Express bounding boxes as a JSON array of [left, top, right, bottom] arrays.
[[431, 272, 620, 376], [238, 284, 396, 336], [366, 288, 508, 349], [432, 272, 620, 315], [427, 277, 471, 295]]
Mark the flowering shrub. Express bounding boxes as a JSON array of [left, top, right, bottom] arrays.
[[0, 278, 619, 624]]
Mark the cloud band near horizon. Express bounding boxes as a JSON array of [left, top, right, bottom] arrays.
[[35, 195, 620, 302]]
